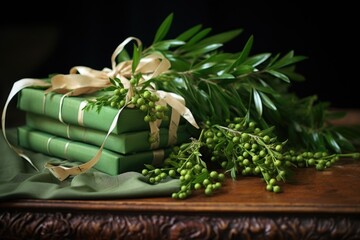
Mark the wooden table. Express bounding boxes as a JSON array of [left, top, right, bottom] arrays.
[[1, 159, 359, 239], [1, 110, 360, 240]]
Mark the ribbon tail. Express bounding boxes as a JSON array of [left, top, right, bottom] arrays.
[[44, 103, 126, 181], [2, 78, 51, 170], [156, 90, 199, 129]]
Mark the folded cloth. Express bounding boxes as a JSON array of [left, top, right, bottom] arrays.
[[0, 128, 180, 200]]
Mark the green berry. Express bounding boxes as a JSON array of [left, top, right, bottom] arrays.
[[214, 182, 222, 189], [263, 135, 271, 144], [269, 178, 276, 185], [143, 90, 151, 99], [205, 187, 213, 196], [140, 105, 148, 111], [274, 160, 281, 167], [169, 169, 176, 177], [241, 133, 250, 141], [184, 174, 192, 181], [218, 173, 225, 181], [144, 115, 151, 122], [203, 179, 210, 186], [210, 171, 218, 179], [273, 185, 281, 193], [142, 169, 149, 176], [275, 145, 282, 152]]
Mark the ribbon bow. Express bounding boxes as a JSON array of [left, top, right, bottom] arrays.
[[45, 37, 171, 98]]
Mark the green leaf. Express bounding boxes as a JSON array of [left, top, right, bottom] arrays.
[[266, 69, 290, 83], [192, 171, 210, 183], [109, 77, 117, 86], [196, 29, 243, 46], [192, 62, 217, 71], [227, 35, 254, 71], [152, 40, 185, 50], [232, 65, 254, 76], [207, 83, 231, 120], [116, 50, 130, 63], [183, 30, 242, 54], [243, 53, 271, 67], [309, 132, 326, 151], [278, 67, 306, 82], [253, 88, 263, 116], [193, 53, 236, 69], [334, 126, 360, 142], [224, 141, 234, 159], [230, 167, 237, 179], [257, 126, 275, 138], [132, 43, 142, 74], [153, 13, 174, 44], [208, 73, 235, 80], [259, 92, 277, 111], [109, 77, 123, 88], [270, 50, 307, 69], [252, 80, 277, 95], [166, 55, 191, 71], [176, 24, 203, 41], [324, 131, 341, 153], [144, 164, 155, 170], [183, 28, 212, 48], [333, 131, 356, 151], [183, 43, 223, 57]]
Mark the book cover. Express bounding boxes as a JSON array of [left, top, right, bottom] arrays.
[[25, 112, 191, 154], [17, 126, 171, 175]]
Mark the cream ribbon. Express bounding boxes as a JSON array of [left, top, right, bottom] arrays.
[[45, 104, 126, 181], [45, 37, 171, 98], [1, 37, 199, 181], [1, 79, 51, 170]]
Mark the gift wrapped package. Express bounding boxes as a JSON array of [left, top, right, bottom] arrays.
[[18, 87, 182, 134], [17, 126, 171, 175], [25, 112, 192, 154], [1, 33, 200, 182]]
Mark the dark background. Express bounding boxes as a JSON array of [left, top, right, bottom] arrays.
[[1, 0, 359, 123]]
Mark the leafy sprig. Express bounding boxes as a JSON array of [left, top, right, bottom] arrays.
[[147, 13, 356, 153], [83, 74, 169, 125], [144, 13, 359, 198], [83, 13, 359, 198], [142, 117, 359, 198]]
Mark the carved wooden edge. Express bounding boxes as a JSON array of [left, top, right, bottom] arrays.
[[1, 211, 359, 240]]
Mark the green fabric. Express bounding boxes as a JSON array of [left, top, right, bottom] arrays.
[[0, 128, 180, 200]]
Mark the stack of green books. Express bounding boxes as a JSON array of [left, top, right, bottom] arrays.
[[16, 87, 193, 175]]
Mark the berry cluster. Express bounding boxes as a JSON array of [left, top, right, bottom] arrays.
[[203, 118, 287, 193], [142, 139, 225, 199], [130, 90, 169, 123]]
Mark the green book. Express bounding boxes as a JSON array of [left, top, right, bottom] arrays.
[[25, 112, 191, 154], [17, 126, 171, 175], [17, 87, 181, 134]]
